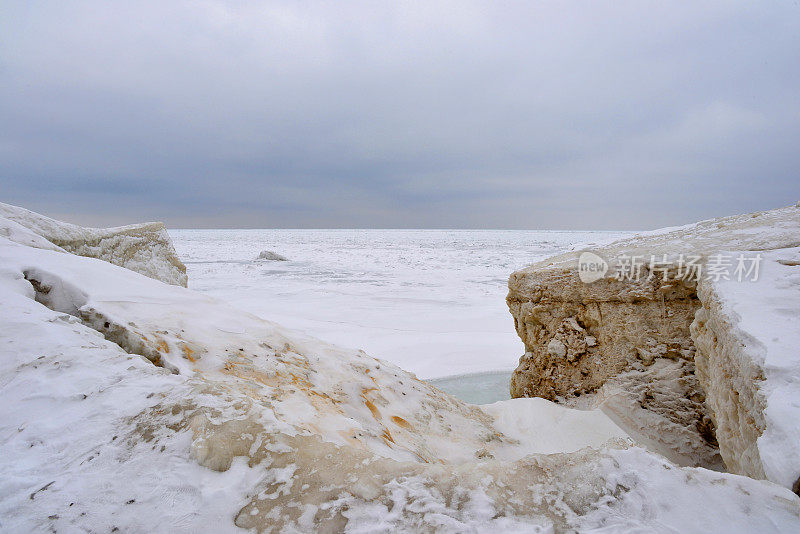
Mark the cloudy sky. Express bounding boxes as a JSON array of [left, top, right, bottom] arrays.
[[1, 1, 798, 229]]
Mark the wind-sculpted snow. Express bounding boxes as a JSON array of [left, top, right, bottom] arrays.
[[0, 202, 187, 286], [1, 235, 800, 531]]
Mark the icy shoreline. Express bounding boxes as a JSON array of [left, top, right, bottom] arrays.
[[2, 203, 799, 532]]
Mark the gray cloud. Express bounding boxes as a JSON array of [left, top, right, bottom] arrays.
[[1, 1, 798, 229]]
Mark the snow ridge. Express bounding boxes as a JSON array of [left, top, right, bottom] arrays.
[[0, 202, 187, 286]]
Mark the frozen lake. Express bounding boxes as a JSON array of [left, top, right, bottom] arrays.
[[170, 229, 628, 389]]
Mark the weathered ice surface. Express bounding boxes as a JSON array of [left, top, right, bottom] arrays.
[[0, 214, 66, 252], [692, 247, 800, 491], [256, 249, 288, 261], [507, 204, 800, 469], [3, 228, 799, 531], [0, 201, 187, 286]]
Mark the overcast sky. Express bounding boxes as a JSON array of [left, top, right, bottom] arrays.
[[1, 1, 798, 229]]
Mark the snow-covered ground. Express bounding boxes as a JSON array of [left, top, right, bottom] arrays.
[[170, 229, 630, 379], [3, 210, 800, 531]]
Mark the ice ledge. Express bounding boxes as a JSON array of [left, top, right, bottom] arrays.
[[506, 202, 800, 483], [0, 201, 187, 287], [692, 247, 800, 490]]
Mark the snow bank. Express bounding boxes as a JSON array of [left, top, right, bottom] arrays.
[[692, 247, 800, 490], [0, 202, 187, 286], [0, 272, 263, 533], [482, 397, 628, 456], [1, 232, 799, 531]]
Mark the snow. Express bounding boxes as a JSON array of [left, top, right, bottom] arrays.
[[2, 218, 800, 531], [0, 215, 66, 252], [0, 266, 252, 532], [506, 202, 800, 474], [522, 202, 800, 275], [483, 397, 629, 457], [0, 233, 625, 464], [170, 228, 631, 378]]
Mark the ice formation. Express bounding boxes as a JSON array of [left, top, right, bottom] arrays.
[[256, 250, 288, 261], [692, 247, 800, 491], [1, 212, 799, 531], [0, 202, 187, 286], [507, 203, 800, 485]]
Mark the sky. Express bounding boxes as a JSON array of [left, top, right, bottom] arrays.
[[1, 1, 799, 229]]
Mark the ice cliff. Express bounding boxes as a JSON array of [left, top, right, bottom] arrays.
[[692, 246, 800, 491], [507, 204, 800, 488], [0, 202, 187, 286], [1, 207, 799, 531]]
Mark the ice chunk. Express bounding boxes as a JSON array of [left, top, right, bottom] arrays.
[[256, 250, 288, 261], [0, 202, 187, 286]]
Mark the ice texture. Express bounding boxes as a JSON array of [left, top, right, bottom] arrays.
[[256, 250, 288, 261], [0, 202, 187, 286], [507, 203, 800, 473], [692, 246, 800, 490]]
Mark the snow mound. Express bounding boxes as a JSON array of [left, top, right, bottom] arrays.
[[1, 233, 799, 531], [0, 202, 187, 286], [256, 249, 288, 261]]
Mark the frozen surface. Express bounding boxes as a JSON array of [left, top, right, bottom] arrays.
[[170, 229, 629, 378], [0, 214, 66, 252], [429, 371, 512, 404], [517, 203, 800, 276], [746, 248, 800, 488], [2, 231, 800, 531]]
